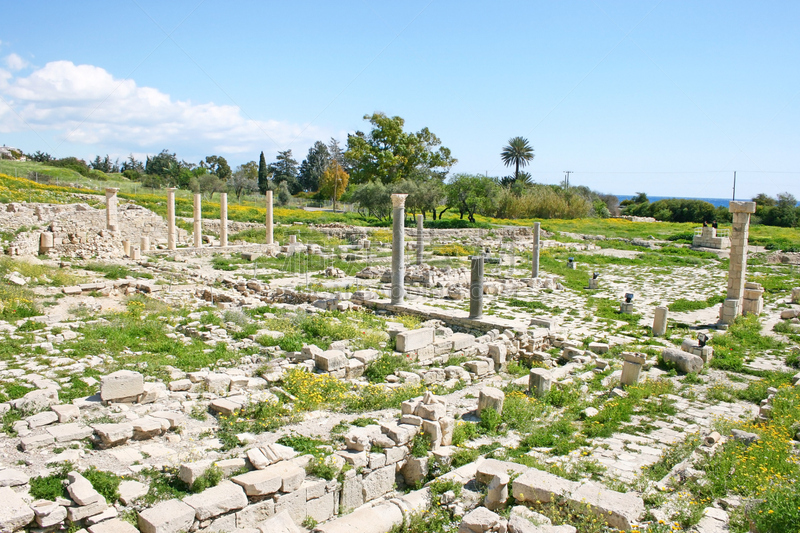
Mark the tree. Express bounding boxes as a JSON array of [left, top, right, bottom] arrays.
[[345, 113, 456, 185], [146, 150, 180, 179], [445, 174, 501, 223], [500, 137, 535, 182], [761, 192, 798, 227], [319, 161, 349, 212], [202, 155, 232, 180], [198, 173, 227, 200], [90, 155, 119, 173], [230, 162, 259, 201], [328, 138, 346, 170], [752, 193, 776, 207], [298, 141, 330, 192], [277, 182, 292, 206], [257, 151, 270, 194], [268, 150, 300, 194], [27, 151, 53, 163], [351, 181, 391, 220], [121, 154, 145, 179]]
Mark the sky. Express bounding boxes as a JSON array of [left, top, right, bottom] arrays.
[[0, 1, 798, 199]]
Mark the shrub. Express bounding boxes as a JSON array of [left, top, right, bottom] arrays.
[[410, 433, 432, 458], [478, 407, 502, 434], [451, 421, 478, 446], [306, 456, 338, 481], [450, 447, 480, 468], [364, 354, 411, 383], [190, 465, 221, 493], [83, 467, 122, 502], [29, 472, 67, 501]]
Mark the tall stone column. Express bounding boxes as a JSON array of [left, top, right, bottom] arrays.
[[469, 255, 484, 319], [532, 222, 540, 278], [193, 193, 202, 248], [166, 187, 177, 251], [391, 194, 408, 305], [219, 193, 228, 247], [719, 201, 756, 325], [105, 188, 120, 232], [266, 190, 274, 245], [652, 306, 668, 336], [416, 214, 424, 265]]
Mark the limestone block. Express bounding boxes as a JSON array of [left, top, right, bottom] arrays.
[[485, 472, 510, 511], [248, 447, 270, 469], [27, 411, 58, 428], [439, 417, 455, 446], [273, 486, 307, 523], [478, 387, 505, 415], [182, 481, 248, 520], [231, 462, 305, 496], [422, 419, 443, 448], [340, 471, 364, 512], [31, 499, 67, 527], [458, 507, 507, 533], [315, 350, 347, 372], [133, 418, 165, 440], [476, 459, 529, 485], [451, 332, 477, 350], [306, 491, 336, 523], [352, 349, 380, 364], [587, 342, 609, 354], [362, 465, 395, 501], [346, 359, 365, 379], [66, 497, 108, 521], [68, 471, 103, 505], [312, 502, 403, 533], [513, 468, 580, 504], [51, 403, 80, 423], [255, 510, 300, 533], [465, 360, 490, 376], [169, 379, 191, 392], [396, 328, 435, 352], [529, 368, 553, 398], [400, 456, 428, 487], [568, 481, 644, 530], [139, 382, 167, 404], [416, 402, 446, 421], [345, 425, 381, 452], [118, 480, 148, 505], [235, 499, 275, 528], [0, 486, 34, 531], [87, 518, 138, 533], [381, 421, 419, 445], [179, 459, 213, 486], [19, 433, 54, 451], [93, 423, 133, 448], [47, 422, 93, 443], [101, 370, 144, 403], [209, 398, 242, 416], [138, 499, 196, 533], [0, 469, 28, 488], [149, 411, 183, 429], [385, 446, 408, 465], [661, 348, 704, 374]]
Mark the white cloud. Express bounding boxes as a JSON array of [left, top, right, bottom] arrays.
[[0, 59, 322, 156], [4, 53, 28, 71]]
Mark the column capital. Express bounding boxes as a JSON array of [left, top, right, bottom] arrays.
[[166, 187, 177, 193], [729, 201, 756, 214], [105, 188, 119, 195], [391, 194, 408, 208]]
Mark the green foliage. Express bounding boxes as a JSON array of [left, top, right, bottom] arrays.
[[445, 174, 501, 223], [710, 315, 784, 371], [624, 198, 717, 223], [501, 136, 535, 181], [668, 294, 725, 312], [518, 417, 584, 456], [190, 465, 222, 493], [450, 447, 480, 468], [364, 354, 412, 383], [277, 434, 328, 458], [139, 467, 190, 504], [29, 466, 70, 500], [83, 467, 122, 502], [478, 407, 502, 434], [451, 421, 479, 446], [410, 432, 432, 458], [583, 380, 675, 439], [83, 262, 153, 280], [306, 456, 339, 481]]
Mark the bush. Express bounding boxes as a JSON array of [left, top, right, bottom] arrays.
[[478, 407, 502, 434], [83, 467, 122, 502], [364, 354, 411, 383], [450, 447, 480, 468], [451, 421, 478, 446], [29, 472, 67, 500], [410, 432, 432, 458]]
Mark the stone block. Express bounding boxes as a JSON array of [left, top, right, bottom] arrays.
[[513, 468, 580, 504], [340, 471, 364, 512], [529, 368, 553, 398], [100, 370, 144, 403], [93, 423, 133, 448], [315, 350, 347, 372], [255, 510, 299, 533], [133, 418, 165, 440], [27, 411, 58, 428], [179, 459, 213, 487], [458, 507, 507, 533], [31, 499, 66, 527], [568, 481, 644, 530], [149, 411, 183, 429], [362, 464, 395, 501], [51, 403, 80, 423], [68, 471, 103, 505], [422, 419, 442, 448], [273, 486, 307, 523], [337, 449, 369, 469], [235, 499, 275, 528], [209, 398, 242, 416], [47, 422, 93, 443], [182, 481, 248, 520], [587, 342, 609, 354], [477, 387, 505, 415], [139, 382, 167, 404], [118, 480, 148, 505], [88, 518, 139, 533], [138, 499, 196, 533], [19, 433, 54, 450], [465, 360, 490, 376], [0, 486, 34, 531], [352, 349, 380, 364], [313, 502, 403, 533], [451, 333, 476, 351], [396, 328, 435, 352], [416, 402, 446, 421], [661, 347, 704, 374], [306, 491, 336, 523], [67, 498, 108, 522], [476, 459, 529, 485], [231, 461, 305, 496]]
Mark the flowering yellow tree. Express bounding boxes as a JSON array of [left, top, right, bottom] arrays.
[[319, 161, 348, 213]]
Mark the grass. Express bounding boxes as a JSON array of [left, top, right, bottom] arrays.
[[709, 315, 784, 371], [668, 294, 725, 312], [83, 262, 153, 280]]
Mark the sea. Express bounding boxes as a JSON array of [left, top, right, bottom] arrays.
[[615, 195, 733, 208]]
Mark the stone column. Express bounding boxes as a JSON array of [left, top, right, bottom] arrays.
[[266, 190, 274, 245], [652, 306, 668, 336], [193, 193, 202, 248], [140, 236, 150, 253], [416, 215, 424, 265], [532, 222, 540, 278], [166, 187, 177, 251], [469, 255, 484, 319], [529, 368, 553, 398], [391, 194, 408, 305], [122, 239, 130, 257], [39, 233, 53, 255], [620, 353, 645, 386], [105, 188, 120, 232], [219, 193, 228, 247], [719, 201, 756, 325]]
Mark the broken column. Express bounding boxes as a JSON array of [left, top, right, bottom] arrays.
[[105, 188, 119, 231], [469, 255, 484, 319], [416, 214, 424, 265], [140, 235, 150, 253], [193, 193, 202, 248], [166, 187, 177, 251], [219, 192, 228, 248], [266, 190, 274, 245], [742, 282, 764, 315], [391, 194, 408, 305], [620, 352, 644, 386], [529, 368, 552, 398], [39, 232, 53, 255], [122, 240, 130, 257], [719, 201, 756, 326], [532, 222, 540, 278], [652, 306, 668, 336]]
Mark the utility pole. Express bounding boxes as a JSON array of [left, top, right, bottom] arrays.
[[732, 171, 736, 201], [564, 171, 573, 189]]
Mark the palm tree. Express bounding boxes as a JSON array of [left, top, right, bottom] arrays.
[[501, 136, 535, 182]]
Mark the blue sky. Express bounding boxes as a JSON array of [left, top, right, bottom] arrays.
[[0, 1, 798, 199]]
